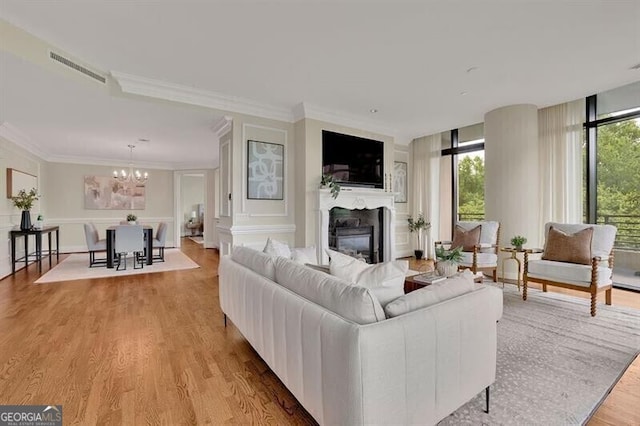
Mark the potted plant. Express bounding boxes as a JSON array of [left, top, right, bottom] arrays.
[[407, 213, 430, 260], [435, 245, 464, 277], [511, 235, 527, 251], [320, 174, 341, 199], [126, 213, 137, 224], [11, 188, 40, 230]]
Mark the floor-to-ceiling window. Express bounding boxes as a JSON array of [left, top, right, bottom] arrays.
[[585, 81, 640, 291], [441, 123, 485, 234]]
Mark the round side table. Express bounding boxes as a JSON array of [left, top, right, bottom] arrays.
[[500, 247, 527, 291]]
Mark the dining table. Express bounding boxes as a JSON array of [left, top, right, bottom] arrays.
[[106, 225, 154, 268]]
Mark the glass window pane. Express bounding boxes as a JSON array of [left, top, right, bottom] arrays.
[[596, 117, 640, 290], [457, 151, 485, 221], [597, 80, 640, 119]]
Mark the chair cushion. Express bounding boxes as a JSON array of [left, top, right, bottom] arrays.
[[92, 240, 107, 251], [544, 222, 616, 259], [232, 246, 276, 281], [542, 226, 593, 265], [384, 275, 476, 318], [274, 256, 385, 324], [327, 249, 407, 306], [263, 237, 292, 258], [527, 259, 612, 288], [451, 224, 481, 251], [459, 252, 497, 267]]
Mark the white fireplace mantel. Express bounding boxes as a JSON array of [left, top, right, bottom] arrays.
[[317, 188, 396, 264]]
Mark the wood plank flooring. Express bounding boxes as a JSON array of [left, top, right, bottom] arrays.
[[0, 244, 637, 425]]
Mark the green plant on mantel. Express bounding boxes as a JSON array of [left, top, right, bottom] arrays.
[[320, 174, 341, 199], [435, 245, 464, 263], [126, 213, 137, 222], [11, 188, 39, 210]]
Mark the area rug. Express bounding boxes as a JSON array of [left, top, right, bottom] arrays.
[[34, 249, 200, 284], [440, 285, 640, 425], [188, 236, 204, 244]]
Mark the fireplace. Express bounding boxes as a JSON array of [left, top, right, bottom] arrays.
[[318, 188, 396, 264], [329, 208, 381, 263]]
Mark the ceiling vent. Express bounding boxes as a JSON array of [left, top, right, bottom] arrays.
[[49, 51, 106, 84]]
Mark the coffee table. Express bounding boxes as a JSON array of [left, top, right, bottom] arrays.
[[404, 271, 483, 294]]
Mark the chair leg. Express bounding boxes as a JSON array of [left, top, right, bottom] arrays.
[[591, 292, 597, 317], [542, 283, 547, 292], [605, 288, 612, 305], [523, 276, 528, 300], [116, 253, 126, 271], [492, 268, 497, 283]]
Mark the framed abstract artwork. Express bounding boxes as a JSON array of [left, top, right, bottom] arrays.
[[84, 176, 146, 210], [247, 140, 284, 200], [393, 161, 407, 203]]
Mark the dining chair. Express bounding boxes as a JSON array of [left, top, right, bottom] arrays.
[[114, 225, 145, 270], [153, 222, 168, 262], [83, 223, 107, 267]]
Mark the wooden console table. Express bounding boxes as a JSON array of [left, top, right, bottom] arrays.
[[10, 226, 60, 273]]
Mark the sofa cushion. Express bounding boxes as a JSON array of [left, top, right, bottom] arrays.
[[232, 246, 276, 281], [274, 256, 385, 324], [384, 275, 476, 318], [451, 224, 482, 251], [291, 246, 318, 265], [263, 237, 292, 258], [542, 226, 593, 265], [327, 249, 408, 306], [527, 259, 612, 288], [544, 222, 616, 259]]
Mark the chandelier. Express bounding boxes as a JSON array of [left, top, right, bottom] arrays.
[[113, 144, 148, 183]]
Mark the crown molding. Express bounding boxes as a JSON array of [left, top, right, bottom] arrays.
[[111, 71, 294, 123], [0, 122, 49, 160], [211, 115, 232, 138], [45, 153, 175, 170]]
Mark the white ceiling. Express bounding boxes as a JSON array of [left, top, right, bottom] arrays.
[[1, 0, 639, 167]]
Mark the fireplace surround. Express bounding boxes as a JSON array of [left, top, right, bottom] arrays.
[[318, 188, 396, 264]]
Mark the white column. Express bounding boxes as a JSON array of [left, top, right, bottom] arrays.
[[484, 104, 540, 280]]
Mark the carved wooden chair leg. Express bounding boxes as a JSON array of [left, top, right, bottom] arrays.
[[590, 293, 597, 317], [605, 288, 612, 305], [484, 386, 490, 414], [523, 278, 528, 300]]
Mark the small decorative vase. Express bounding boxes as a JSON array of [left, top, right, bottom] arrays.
[[414, 249, 424, 260], [128, 220, 136, 225], [20, 210, 32, 230], [436, 260, 458, 277], [515, 245, 523, 251]]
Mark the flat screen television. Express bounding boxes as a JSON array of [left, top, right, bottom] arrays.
[[322, 130, 384, 189]]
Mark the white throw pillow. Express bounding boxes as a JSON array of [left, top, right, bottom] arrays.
[[326, 249, 369, 282], [263, 237, 292, 258], [291, 246, 318, 265], [326, 249, 408, 307], [384, 275, 475, 318]]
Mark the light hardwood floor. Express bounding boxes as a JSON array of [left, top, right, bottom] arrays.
[[0, 243, 637, 425]]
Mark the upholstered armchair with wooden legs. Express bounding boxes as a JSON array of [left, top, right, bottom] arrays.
[[435, 221, 501, 281], [523, 222, 617, 317]]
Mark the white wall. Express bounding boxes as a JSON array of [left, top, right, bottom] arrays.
[[0, 135, 44, 278]]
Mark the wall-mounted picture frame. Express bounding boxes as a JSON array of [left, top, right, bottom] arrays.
[[6, 168, 38, 198], [84, 176, 146, 210], [393, 161, 408, 203], [247, 140, 284, 200]]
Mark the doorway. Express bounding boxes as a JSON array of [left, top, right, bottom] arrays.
[[174, 170, 209, 249]]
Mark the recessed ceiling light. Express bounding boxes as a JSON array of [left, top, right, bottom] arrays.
[[460, 91, 468, 96], [631, 63, 640, 70], [138, 138, 150, 142], [466, 66, 478, 73], [369, 108, 378, 113]]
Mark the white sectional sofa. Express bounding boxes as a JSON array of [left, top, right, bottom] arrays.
[[219, 246, 503, 425]]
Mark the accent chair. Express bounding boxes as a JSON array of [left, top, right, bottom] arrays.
[[435, 221, 501, 281], [152, 222, 168, 262], [524, 222, 617, 316]]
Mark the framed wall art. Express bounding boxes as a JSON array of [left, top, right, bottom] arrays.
[[84, 176, 146, 210], [247, 140, 284, 200], [393, 161, 407, 203]]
